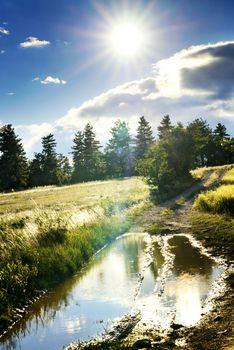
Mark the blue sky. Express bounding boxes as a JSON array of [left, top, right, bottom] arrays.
[[1, 0, 234, 157]]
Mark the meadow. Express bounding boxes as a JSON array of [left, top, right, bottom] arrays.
[[0, 177, 147, 215], [0, 177, 149, 330]]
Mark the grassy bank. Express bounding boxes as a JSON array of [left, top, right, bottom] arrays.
[[193, 165, 234, 215], [0, 178, 149, 331], [191, 165, 234, 287]]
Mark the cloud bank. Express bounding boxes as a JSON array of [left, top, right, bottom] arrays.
[[18, 40, 234, 156]]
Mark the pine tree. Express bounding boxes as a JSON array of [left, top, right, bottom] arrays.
[[83, 123, 101, 181], [212, 123, 230, 165], [71, 131, 85, 182], [187, 118, 212, 167], [213, 123, 229, 142], [157, 115, 173, 140], [0, 124, 28, 190], [56, 154, 72, 185], [28, 152, 44, 187], [41, 133, 58, 185], [71, 125, 104, 182], [134, 116, 154, 161], [105, 120, 133, 178]]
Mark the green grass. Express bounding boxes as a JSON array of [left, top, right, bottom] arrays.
[[191, 165, 234, 290], [190, 211, 234, 257], [192, 164, 234, 253], [221, 166, 234, 184], [193, 185, 234, 215], [0, 177, 148, 216], [0, 177, 149, 331], [192, 164, 234, 215]]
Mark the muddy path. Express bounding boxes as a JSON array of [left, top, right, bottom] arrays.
[[66, 169, 234, 350]]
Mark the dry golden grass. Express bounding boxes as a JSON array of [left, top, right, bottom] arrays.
[[193, 184, 234, 215], [0, 177, 148, 216], [191, 164, 233, 181], [222, 167, 234, 184]]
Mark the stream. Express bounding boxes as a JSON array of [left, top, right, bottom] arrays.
[[0, 232, 226, 350]]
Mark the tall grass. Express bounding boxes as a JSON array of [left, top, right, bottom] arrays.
[[193, 185, 234, 215], [191, 164, 233, 181], [221, 166, 234, 184], [0, 178, 149, 330]]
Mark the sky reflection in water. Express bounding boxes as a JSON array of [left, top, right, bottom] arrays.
[[0, 233, 224, 350]]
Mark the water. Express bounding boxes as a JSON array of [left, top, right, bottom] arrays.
[[0, 233, 225, 350]]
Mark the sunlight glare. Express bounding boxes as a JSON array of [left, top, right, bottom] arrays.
[[110, 22, 143, 57]]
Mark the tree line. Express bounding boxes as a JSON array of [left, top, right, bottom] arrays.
[[0, 116, 233, 192]]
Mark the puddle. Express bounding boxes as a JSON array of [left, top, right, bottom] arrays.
[[0, 233, 226, 350]]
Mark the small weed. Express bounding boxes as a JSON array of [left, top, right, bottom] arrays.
[[175, 197, 186, 206], [146, 221, 171, 235], [160, 208, 173, 216]]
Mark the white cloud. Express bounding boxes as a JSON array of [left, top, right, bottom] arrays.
[[40, 76, 67, 85], [19, 36, 50, 48], [0, 27, 10, 35], [16, 123, 55, 156], [32, 76, 40, 82], [14, 40, 234, 157], [6, 92, 15, 96], [55, 40, 234, 144]]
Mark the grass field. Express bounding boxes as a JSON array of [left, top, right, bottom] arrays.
[[0, 177, 150, 330], [0, 177, 148, 216]]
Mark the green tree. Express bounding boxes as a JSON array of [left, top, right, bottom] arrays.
[[0, 124, 28, 190], [56, 154, 72, 185], [40, 133, 58, 185], [157, 115, 173, 140], [212, 123, 231, 165], [71, 125, 105, 182], [137, 123, 194, 199], [164, 124, 194, 177], [105, 120, 133, 178], [83, 124, 103, 181], [136, 141, 175, 191], [134, 116, 154, 162], [213, 123, 229, 142], [187, 118, 212, 167], [28, 152, 44, 187], [223, 137, 234, 164], [71, 131, 85, 182]]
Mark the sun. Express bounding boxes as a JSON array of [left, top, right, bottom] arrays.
[[109, 22, 143, 57]]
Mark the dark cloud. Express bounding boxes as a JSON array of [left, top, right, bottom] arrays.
[[181, 42, 234, 99]]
